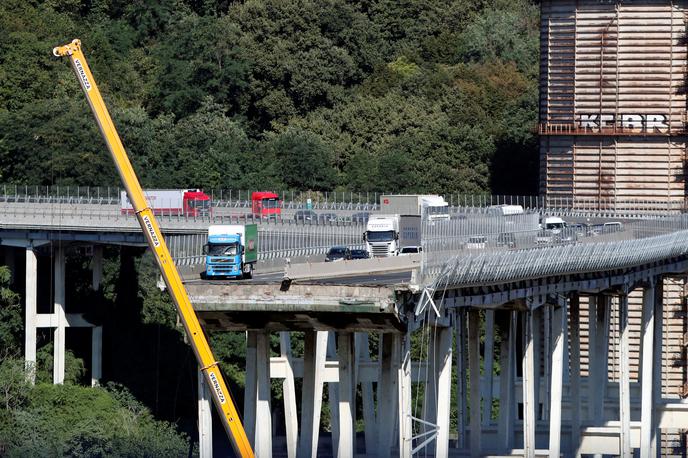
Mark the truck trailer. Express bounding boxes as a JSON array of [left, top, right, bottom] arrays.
[[364, 214, 421, 257], [120, 189, 211, 217], [203, 225, 258, 279], [380, 194, 449, 220]]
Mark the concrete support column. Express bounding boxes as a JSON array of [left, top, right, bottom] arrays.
[[24, 245, 37, 383], [455, 309, 467, 449], [337, 332, 355, 458], [92, 245, 103, 290], [90, 245, 103, 388], [591, 294, 610, 425], [91, 326, 102, 387], [543, 306, 551, 422], [548, 302, 565, 458], [497, 311, 516, 452], [523, 310, 536, 458], [53, 245, 66, 385], [88, 245, 104, 387], [255, 331, 273, 457], [198, 368, 213, 458], [640, 281, 655, 458], [650, 280, 663, 458], [355, 333, 376, 454], [433, 322, 453, 457], [422, 337, 438, 440], [482, 310, 495, 426], [244, 332, 257, 448], [587, 295, 597, 422], [569, 294, 582, 457], [280, 332, 298, 458], [327, 332, 340, 456], [468, 310, 481, 457], [532, 309, 542, 422], [619, 291, 631, 457], [398, 333, 413, 457], [297, 331, 328, 458], [377, 333, 401, 458]]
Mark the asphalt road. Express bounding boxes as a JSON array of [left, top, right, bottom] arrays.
[[183, 269, 412, 287]]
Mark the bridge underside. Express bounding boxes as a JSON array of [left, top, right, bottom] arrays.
[[188, 282, 407, 332], [445, 255, 688, 309]]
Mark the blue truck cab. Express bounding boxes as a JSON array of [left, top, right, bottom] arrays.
[[202, 224, 258, 279]]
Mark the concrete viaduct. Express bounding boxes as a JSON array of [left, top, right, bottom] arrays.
[[2, 195, 688, 456]]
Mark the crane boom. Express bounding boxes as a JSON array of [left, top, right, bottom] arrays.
[[53, 39, 254, 458]]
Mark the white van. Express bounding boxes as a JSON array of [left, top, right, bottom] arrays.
[[543, 216, 566, 233]]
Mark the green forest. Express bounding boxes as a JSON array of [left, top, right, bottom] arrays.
[[0, 0, 540, 455], [0, 0, 539, 195]]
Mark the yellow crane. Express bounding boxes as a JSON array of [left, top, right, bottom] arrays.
[[53, 39, 254, 458]]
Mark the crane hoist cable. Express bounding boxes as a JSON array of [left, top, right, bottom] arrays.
[[52, 39, 254, 458]]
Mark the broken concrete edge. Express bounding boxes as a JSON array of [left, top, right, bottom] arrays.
[[190, 283, 406, 332]]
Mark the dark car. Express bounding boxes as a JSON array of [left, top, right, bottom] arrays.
[[568, 223, 590, 238], [350, 212, 370, 224], [325, 246, 352, 262], [350, 249, 369, 259], [318, 212, 338, 224], [399, 246, 422, 255], [294, 210, 317, 222]]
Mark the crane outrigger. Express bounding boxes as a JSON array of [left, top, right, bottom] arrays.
[[53, 39, 254, 458]]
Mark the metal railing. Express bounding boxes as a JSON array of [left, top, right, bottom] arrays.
[[421, 207, 688, 288], [442, 195, 686, 215], [0, 201, 373, 229], [3, 185, 684, 215], [167, 223, 366, 266], [0, 185, 382, 211]]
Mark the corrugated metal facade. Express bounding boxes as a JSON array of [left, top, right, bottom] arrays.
[[540, 0, 688, 204], [541, 2, 688, 453]]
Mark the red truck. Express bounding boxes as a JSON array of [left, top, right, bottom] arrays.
[[121, 189, 211, 217], [251, 191, 281, 219]]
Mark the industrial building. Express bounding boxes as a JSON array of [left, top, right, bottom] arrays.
[[540, 0, 688, 453]]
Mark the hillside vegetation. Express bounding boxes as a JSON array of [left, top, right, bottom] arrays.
[[0, 0, 539, 195]]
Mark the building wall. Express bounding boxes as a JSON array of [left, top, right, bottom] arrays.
[[540, 0, 688, 205], [541, 2, 688, 452]]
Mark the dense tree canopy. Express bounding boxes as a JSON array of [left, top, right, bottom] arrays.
[[0, 0, 539, 194]]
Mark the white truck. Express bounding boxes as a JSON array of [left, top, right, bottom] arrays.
[[487, 204, 524, 216], [364, 214, 421, 257], [380, 194, 449, 220]]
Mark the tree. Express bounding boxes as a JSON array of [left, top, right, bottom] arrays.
[[456, 1, 539, 75], [0, 267, 21, 355], [151, 13, 249, 118], [262, 127, 336, 191], [171, 98, 283, 190], [229, 0, 385, 130], [0, 381, 189, 457]]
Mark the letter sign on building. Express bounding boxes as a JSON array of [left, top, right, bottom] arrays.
[[579, 113, 667, 132]]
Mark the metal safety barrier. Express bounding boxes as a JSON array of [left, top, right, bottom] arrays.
[[421, 207, 688, 289]]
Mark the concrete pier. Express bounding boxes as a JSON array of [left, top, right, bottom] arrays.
[[184, 272, 688, 457]]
